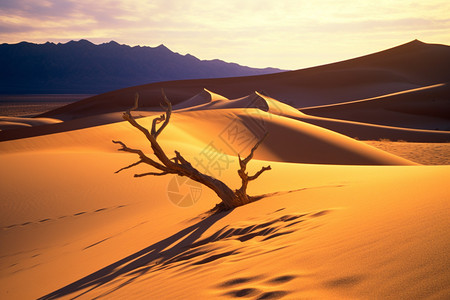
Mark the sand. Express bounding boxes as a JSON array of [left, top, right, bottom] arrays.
[[0, 116, 62, 131], [364, 141, 450, 165], [300, 83, 450, 131], [1, 40, 449, 299]]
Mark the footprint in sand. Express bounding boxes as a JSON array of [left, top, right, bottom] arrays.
[[266, 275, 296, 285], [220, 277, 262, 287], [2, 204, 128, 231], [219, 273, 296, 299], [226, 288, 262, 298], [94, 207, 108, 212], [256, 291, 289, 300]]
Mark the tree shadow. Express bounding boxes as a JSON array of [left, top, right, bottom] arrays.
[[38, 209, 232, 300]]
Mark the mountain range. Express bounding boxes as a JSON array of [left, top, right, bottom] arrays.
[[0, 40, 283, 94]]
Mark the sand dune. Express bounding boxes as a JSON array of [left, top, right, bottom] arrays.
[[364, 140, 450, 165], [174, 88, 229, 110], [3, 90, 449, 144], [292, 114, 450, 142], [1, 40, 449, 299], [2, 107, 448, 299], [1, 148, 448, 299], [0, 112, 128, 142], [301, 83, 450, 131], [40, 40, 450, 118], [0, 116, 62, 131], [175, 90, 450, 143], [0, 107, 414, 165], [177, 91, 304, 115]]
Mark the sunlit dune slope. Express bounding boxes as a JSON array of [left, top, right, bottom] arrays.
[[39, 40, 450, 119], [0, 116, 62, 131], [0, 138, 448, 299], [364, 140, 450, 165], [173, 88, 228, 109], [0, 111, 127, 142]]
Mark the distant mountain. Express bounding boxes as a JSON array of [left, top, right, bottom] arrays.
[[0, 40, 284, 94]]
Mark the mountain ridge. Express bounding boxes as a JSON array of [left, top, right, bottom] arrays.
[[0, 40, 285, 94]]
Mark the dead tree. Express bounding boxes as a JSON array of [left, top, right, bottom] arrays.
[[113, 91, 271, 211]]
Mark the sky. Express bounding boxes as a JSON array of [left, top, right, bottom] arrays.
[[0, 0, 449, 70]]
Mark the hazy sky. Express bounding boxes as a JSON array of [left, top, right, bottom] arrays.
[[1, 0, 449, 69]]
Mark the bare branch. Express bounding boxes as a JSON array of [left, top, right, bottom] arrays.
[[151, 114, 165, 136], [115, 160, 143, 174], [112, 140, 168, 172], [240, 132, 268, 167], [113, 140, 142, 155], [174, 150, 193, 168], [121, 110, 173, 166], [125, 93, 139, 115], [134, 171, 170, 178], [248, 165, 271, 181], [235, 132, 271, 204], [153, 89, 172, 139]]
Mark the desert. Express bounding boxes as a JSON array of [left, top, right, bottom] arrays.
[[1, 39, 449, 300]]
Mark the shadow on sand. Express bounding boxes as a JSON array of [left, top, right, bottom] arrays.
[[39, 209, 232, 299]]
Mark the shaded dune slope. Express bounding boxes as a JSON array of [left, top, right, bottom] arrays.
[[293, 114, 450, 142], [301, 83, 450, 131], [39, 40, 450, 119]]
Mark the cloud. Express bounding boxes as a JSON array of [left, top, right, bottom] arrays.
[[0, 0, 449, 69]]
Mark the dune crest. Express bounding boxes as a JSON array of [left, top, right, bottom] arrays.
[[174, 88, 228, 109], [254, 91, 307, 117], [177, 91, 268, 111], [179, 90, 307, 118]]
